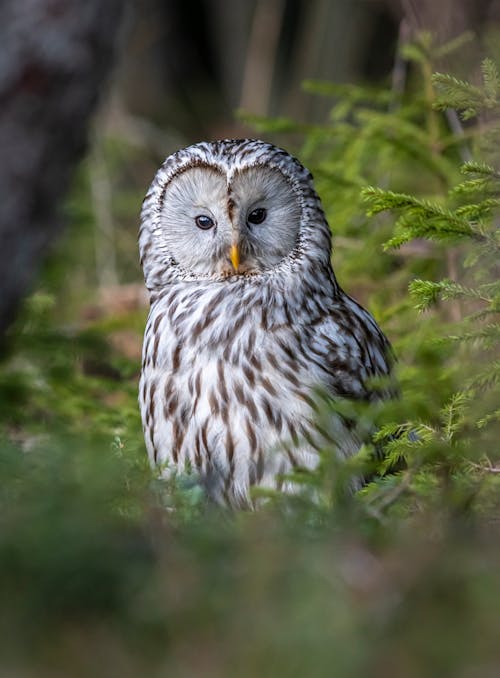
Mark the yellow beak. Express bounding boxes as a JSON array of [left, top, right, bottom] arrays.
[[230, 243, 240, 272]]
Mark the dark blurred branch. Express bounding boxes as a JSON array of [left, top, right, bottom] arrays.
[[0, 0, 125, 338]]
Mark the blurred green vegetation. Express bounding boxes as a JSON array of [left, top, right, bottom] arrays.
[[0, 33, 499, 677]]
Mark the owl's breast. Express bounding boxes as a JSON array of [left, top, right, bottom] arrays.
[[139, 282, 360, 506]]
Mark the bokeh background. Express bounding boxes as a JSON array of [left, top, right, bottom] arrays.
[[1, 1, 500, 676], [4, 0, 499, 332]]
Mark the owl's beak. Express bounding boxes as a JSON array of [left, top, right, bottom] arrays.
[[229, 243, 240, 272]]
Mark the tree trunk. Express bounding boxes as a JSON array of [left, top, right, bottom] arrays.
[[0, 0, 125, 337]]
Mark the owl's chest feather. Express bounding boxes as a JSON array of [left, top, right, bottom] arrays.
[[140, 283, 323, 484], [149, 285, 313, 420]]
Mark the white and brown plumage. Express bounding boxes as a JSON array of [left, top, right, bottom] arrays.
[[139, 139, 392, 507]]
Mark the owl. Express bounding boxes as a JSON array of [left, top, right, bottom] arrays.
[[139, 139, 392, 508]]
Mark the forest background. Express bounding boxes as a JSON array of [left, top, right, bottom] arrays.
[[0, 1, 499, 676]]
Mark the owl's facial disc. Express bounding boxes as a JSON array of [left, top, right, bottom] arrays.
[[160, 166, 231, 277], [159, 163, 301, 280], [228, 165, 301, 275]]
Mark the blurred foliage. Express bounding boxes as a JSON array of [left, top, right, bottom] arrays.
[[0, 32, 499, 677]]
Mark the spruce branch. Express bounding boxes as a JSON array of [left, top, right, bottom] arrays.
[[362, 188, 488, 248], [302, 80, 391, 106], [461, 161, 500, 179], [455, 198, 500, 220], [450, 178, 499, 199], [439, 324, 500, 348], [432, 73, 483, 119], [434, 31, 475, 60], [441, 392, 472, 443], [462, 160, 498, 175], [408, 278, 494, 310], [481, 58, 500, 106], [466, 361, 500, 391], [476, 411, 500, 430]]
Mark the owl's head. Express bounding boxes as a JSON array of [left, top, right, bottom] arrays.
[[140, 139, 332, 288]]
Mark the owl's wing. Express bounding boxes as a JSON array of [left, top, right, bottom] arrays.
[[308, 293, 394, 402]]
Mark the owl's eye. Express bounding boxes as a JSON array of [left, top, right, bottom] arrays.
[[247, 207, 267, 225], [195, 214, 215, 230]]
